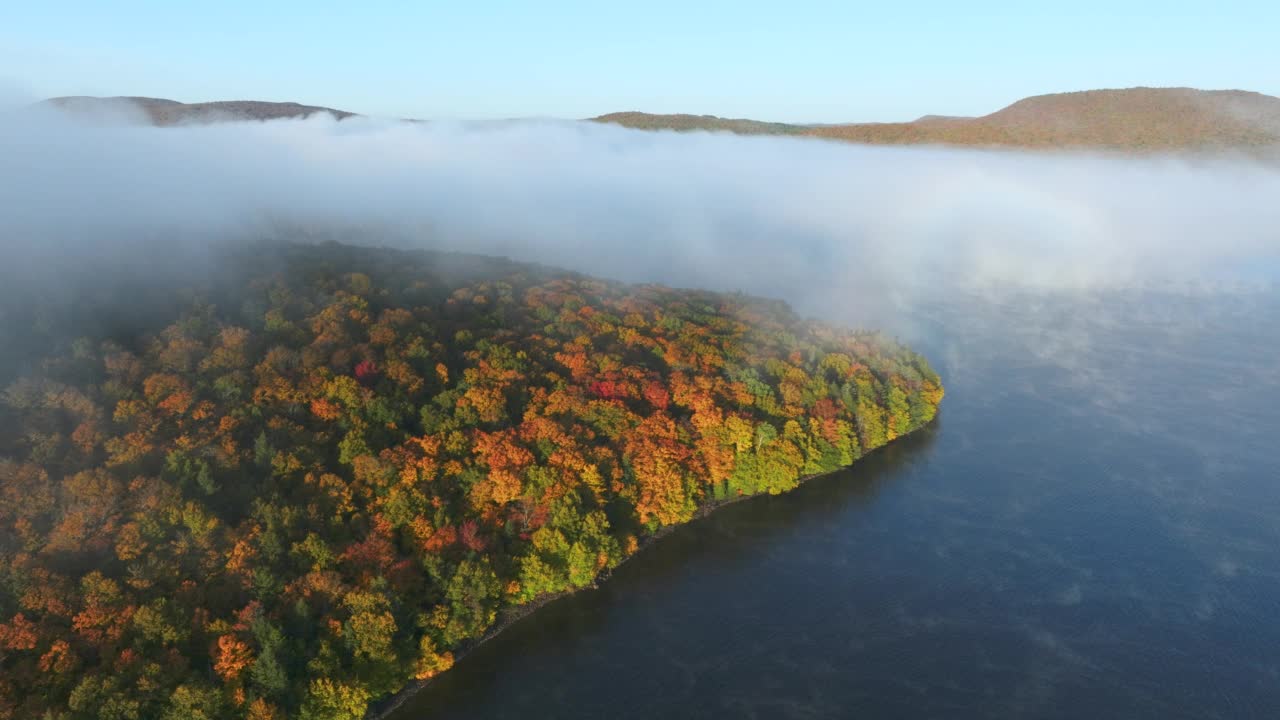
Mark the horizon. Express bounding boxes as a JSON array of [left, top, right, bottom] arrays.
[[5, 1, 1279, 123], [34, 84, 1280, 125]]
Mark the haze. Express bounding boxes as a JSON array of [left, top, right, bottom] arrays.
[[3, 103, 1278, 332]]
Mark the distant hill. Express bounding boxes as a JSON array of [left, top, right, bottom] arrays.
[[592, 111, 805, 136], [37, 88, 1280, 151], [594, 88, 1280, 151], [44, 96, 356, 125]]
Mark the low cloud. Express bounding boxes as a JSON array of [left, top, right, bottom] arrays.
[[2, 103, 1278, 328]]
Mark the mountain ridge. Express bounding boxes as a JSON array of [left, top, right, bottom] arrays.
[[44, 95, 355, 125], [39, 87, 1280, 151], [598, 88, 1280, 150]]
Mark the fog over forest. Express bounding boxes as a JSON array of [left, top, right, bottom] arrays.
[[3, 100, 1279, 331]]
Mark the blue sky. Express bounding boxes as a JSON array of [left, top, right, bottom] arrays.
[[3, 1, 1276, 122]]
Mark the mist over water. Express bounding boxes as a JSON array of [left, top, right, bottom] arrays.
[[3, 106, 1279, 325], [393, 290, 1280, 720], [5, 104, 1280, 718]]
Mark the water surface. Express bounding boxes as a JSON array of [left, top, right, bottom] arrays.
[[397, 288, 1280, 719]]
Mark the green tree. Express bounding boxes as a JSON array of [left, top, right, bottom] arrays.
[[441, 560, 501, 646], [162, 684, 226, 720]]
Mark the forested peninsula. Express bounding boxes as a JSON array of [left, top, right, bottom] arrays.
[[0, 242, 942, 719]]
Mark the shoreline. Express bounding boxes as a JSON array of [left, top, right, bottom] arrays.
[[366, 434, 917, 719]]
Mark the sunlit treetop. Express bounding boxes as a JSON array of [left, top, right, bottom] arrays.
[[0, 241, 941, 720]]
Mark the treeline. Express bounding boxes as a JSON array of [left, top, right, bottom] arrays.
[[0, 242, 942, 719]]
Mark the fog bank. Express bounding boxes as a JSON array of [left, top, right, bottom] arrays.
[[3, 104, 1279, 328]]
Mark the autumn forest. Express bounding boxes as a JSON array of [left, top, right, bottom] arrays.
[[0, 242, 942, 719]]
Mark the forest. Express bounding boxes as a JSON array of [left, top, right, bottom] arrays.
[[0, 241, 942, 719]]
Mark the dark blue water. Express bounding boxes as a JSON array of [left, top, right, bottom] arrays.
[[395, 288, 1280, 719]]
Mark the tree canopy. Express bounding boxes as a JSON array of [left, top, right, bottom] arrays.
[[0, 242, 942, 719]]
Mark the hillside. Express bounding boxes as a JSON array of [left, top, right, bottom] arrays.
[[44, 96, 356, 125], [594, 87, 1280, 151], [39, 88, 1280, 150], [592, 111, 805, 136], [0, 241, 941, 719]]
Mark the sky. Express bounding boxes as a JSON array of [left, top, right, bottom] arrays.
[[2, 1, 1278, 123]]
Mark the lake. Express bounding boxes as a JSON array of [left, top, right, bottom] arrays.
[[393, 286, 1280, 719]]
